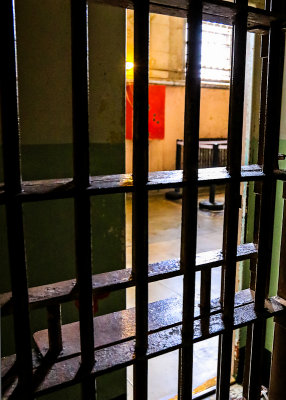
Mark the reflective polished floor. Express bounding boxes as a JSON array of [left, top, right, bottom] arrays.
[[125, 189, 226, 400]]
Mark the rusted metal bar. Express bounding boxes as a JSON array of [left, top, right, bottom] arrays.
[[47, 304, 63, 356], [243, 32, 268, 399], [71, 0, 95, 398], [268, 321, 286, 400], [242, 324, 253, 399], [180, 1, 202, 399], [54, 0, 284, 29], [200, 268, 211, 319], [257, 34, 269, 166], [249, 14, 285, 400], [0, 0, 34, 397], [268, 183, 286, 400], [216, 1, 248, 399], [132, 0, 149, 398], [0, 165, 267, 205], [265, 0, 271, 11], [4, 293, 286, 398], [1, 243, 257, 316], [33, 289, 256, 360]]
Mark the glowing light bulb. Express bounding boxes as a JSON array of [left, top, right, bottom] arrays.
[[126, 61, 134, 71]]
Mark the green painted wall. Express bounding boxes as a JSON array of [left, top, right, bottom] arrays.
[[1, 1, 126, 399], [241, 36, 286, 354], [265, 37, 286, 351]]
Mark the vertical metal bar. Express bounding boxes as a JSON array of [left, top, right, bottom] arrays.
[[176, 140, 182, 171], [242, 325, 253, 399], [71, 1, 95, 398], [200, 268, 211, 319], [271, 0, 286, 13], [265, 0, 271, 11], [268, 321, 286, 400], [209, 144, 219, 204], [175, 140, 182, 193], [248, 18, 285, 400], [179, 1, 202, 399], [132, 0, 149, 399], [178, 349, 183, 400], [243, 33, 268, 400], [269, 183, 286, 400], [257, 35, 269, 166], [216, 1, 248, 399], [200, 268, 211, 339], [47, 304, 63, 356], [0, 0, 34, 397], [254, 23, 284, 318]]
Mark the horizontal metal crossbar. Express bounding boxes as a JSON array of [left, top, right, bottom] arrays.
[[93, 0, 282, 28], [33, 289, 256, 360], [2, 290, 286, 398], [0, 243, 257, 316], [0, 165, 266, 204]]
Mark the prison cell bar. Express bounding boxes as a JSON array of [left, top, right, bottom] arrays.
[[32, 289, 256, 361], [248, 9, 286, 399], [179, 1, 202, 399], [71, 0, 96, 398], [3, 290, 286, 397], [1, 0, 286, 400], [217, 1, 248, 399], [46, 304, 63, 356], [0, 165, 267, 205], [269, 182, 286, 399], [242, 32, 269, 399], [132, 0, 149, 398], [257, 34, 269, 167], [1, 1, 34, 397], [0, 243, 258, 317]]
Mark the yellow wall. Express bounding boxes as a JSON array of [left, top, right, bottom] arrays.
[[125, 11, 230, 173], [126, 86, 229, 172], [126, 11, 185, 83]]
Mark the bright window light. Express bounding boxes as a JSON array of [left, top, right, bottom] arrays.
[[186, 21, 233, 85]]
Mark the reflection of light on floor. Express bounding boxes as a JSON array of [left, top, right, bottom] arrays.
[[126, 190, 226, 399], [166, 377, 218, 399], [168, 378, 241, 400], [192, 376, 217, 395]]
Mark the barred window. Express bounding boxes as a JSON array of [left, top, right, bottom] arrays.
[[186, 21, 232, 85]]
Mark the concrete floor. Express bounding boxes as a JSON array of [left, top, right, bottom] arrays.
[[125, 189, 226, 400]]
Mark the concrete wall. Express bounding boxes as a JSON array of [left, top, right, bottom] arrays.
[[0, 1, 126, 399], [127, 11, 185, 83]]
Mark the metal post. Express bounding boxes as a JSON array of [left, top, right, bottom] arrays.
[[249, 14, 285, 400], [179, 1, 202, 398], [132, 0, 149, 398], [71, 0, 96, 398], [243, 33, 268, 399], [269, 183, 286, 399], [199, 143, 224, 211], [165, 139, 183, 200], [1, 1, 34, 397], [47, 304, 63, 356], [216, 1, 248, 399]]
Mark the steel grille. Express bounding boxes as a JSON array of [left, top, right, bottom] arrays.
[[1, 1, 286, 399]]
